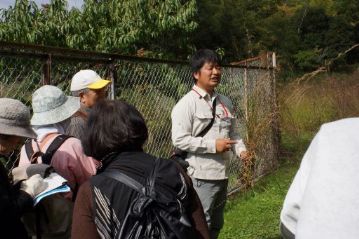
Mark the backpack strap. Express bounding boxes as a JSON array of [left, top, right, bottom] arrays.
[[24, 135, 72, 164], [170, 98, 217, 169], [102, 170, 145, 195], [103, 158, 161, 198], [41, 135, 73, 165], [197, 97, 217, 137], [25, 139, 35, 161]]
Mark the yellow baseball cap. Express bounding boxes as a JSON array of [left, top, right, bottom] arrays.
[[88, 79, 111, 90]]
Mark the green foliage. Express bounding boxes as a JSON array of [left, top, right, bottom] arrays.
[[76, 0, 197, 57], [0, 0, 358, 75], [293, 49, 322, 71], [194, 0, 359, 74], [194, 0, 282, 61], [0, 0, 197, 59]]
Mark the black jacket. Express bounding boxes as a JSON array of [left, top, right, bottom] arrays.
[[0, 155, 33, 239], [91, 151, 200, 238]]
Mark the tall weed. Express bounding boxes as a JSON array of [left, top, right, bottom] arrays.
[[279, 70, 359, 160]]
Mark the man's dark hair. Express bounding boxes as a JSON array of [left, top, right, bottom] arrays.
[[190, 49, 221, 83], [0, 134, 11, 140], [82, 100, 148, 160], [190, 49, 221, 76]]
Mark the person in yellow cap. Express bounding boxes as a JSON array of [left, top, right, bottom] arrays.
[[67, 69, 111, 140]]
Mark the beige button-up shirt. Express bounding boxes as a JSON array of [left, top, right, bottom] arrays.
[[171, 85, 246, 180]]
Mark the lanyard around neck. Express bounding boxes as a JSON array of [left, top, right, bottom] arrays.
[[192, 88, 229, 118]]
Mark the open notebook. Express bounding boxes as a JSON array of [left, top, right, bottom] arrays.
[[33, 173, 71, 205]]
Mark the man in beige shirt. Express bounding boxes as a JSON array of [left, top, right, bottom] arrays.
[[171, 49, 249, 239]]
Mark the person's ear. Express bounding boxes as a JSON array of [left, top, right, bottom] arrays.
[[79, 92, 86, 104], [193, 72, 200, 81]]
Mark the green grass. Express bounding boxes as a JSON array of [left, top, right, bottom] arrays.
[[219, 161, 299, 239]]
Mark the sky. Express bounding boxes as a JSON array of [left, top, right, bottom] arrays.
[[0, 0, 84, 9]]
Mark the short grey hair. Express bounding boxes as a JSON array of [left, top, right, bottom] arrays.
[[71, 88, 89, 97]]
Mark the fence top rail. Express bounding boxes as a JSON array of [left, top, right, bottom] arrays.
[[230, 52, 276, 68], [0, 41, 274, 70]]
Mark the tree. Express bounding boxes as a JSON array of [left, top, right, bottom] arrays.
[[0, 0, 41, 43], [0, 0, 197, 59], [1, 0, 358, 73]]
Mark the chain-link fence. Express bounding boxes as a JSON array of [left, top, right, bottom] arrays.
[[0, 42, 278, 193]]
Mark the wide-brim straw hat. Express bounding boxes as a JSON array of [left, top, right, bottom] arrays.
[[0, 98, 37, 138], [31, 85, 80, 126]]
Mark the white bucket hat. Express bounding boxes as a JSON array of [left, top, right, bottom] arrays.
[[0, 98, 36, 138], [31, 85, 80, 126]]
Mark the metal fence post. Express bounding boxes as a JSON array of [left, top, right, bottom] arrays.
[[271, 52, 280, 162], [108, 62, 117, 100], [243, 61, 249, 141], [42, 54, 51, 85]]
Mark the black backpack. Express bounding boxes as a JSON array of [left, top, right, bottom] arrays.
[[23, 135, 74, 239], [102, 158, 197, 239]]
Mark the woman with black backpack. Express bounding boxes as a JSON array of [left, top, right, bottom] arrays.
[[71, 99, 210, 239]]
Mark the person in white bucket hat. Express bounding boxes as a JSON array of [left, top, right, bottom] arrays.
[[0, 98, 47, 239], [30, 84, 80, 126], [18, 85, 97, 238], [67, 69, 111, 140], [19, 85, 97, 191]]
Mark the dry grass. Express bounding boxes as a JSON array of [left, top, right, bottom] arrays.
[[220, 69, 359, 239], [279, 69, 359, 159]]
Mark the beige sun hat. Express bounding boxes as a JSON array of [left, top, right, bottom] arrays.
[[0, 98, 36, 138], [31, 85, 80, 126]]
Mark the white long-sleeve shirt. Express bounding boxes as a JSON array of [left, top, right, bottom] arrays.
[[171, 85, 246, 180], [281, 118, 359, 238]]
